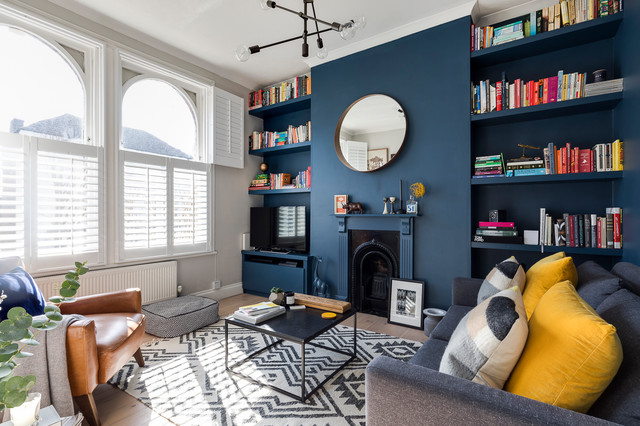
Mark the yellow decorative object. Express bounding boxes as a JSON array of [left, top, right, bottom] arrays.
[[522, 253, 577, 319], [505, 281, 623, 413], [409, 182, 425, 198], [321, 312, 337, 319]]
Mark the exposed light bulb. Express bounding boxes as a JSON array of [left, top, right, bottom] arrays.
[[317, 46, 328, 59], [354, 15, 366, 30], [339, 21, 356, 40], [235, 45, 251, 62], [260, 0, 274, 10]]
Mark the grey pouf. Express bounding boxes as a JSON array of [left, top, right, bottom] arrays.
[[142, 295, 219, 337]]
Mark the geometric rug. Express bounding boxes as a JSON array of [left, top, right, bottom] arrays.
[[108, 321, 422, 425]]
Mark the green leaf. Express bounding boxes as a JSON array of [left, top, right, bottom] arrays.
[[78, 266, 89, 275], [0, 354, 13, 362], [65, 272, 77, 280], [35, 322, 57, 331], [0, 365, 13, 379], [61, 297, 76, 303], [31, 317, 47, 328], [44, 305, 59, 313], [4, 390, 27, 408], [0, 322, 28, 341], [75, 261, 83, 269], [7, 307, 26, 321], [0, 344, 18, 355], [6, 376, 23, 391], [48, 296, 63, 304], [45, 311, 63, 322], [14, 351, 32, 358], [59, 287, 76, 298], [18, 339, 39, 346]]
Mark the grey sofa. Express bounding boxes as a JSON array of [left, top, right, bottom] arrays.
[[366, 261, 640, 425]]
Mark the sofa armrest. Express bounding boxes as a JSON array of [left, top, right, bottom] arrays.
[[60, 288, 142, 315], [66, 319, 99, 396], [366, 356, 613, 426], [451, 277, 483, 307]]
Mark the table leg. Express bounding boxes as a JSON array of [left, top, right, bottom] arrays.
[[225, 321, 229, 370], [301, 342, 306, 401], [353, 312, 357, 357]]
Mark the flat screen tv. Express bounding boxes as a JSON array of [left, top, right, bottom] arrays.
[[250, 206, 308, 253]]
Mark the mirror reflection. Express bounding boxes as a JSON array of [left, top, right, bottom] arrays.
[[335, 94, 407, 172]]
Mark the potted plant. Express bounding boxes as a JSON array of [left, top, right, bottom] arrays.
[[0, 261, 88, 422], [268, 287, 285, 305]]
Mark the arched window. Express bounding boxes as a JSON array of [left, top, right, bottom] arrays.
[[121, 78, 197, 160], [0, 25, 85, 142]]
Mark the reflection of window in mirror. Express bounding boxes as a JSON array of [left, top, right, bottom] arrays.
[[340, 139, 368, 171]]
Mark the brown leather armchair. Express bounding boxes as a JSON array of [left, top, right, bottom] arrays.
[[61, 288, 146, 426]]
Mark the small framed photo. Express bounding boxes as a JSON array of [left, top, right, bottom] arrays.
[[388, 279, 425, 329], [334, 194, 348, 214], [368, 148, 388, 171]]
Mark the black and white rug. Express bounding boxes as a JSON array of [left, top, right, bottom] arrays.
[[109, 322, 421, 425]]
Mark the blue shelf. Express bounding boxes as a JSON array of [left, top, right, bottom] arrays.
[[333, 214, 419, 217], [471, 242, 622, 256], [471, 92, 622, 126], [471, 12, 623, 67], [249, 141, 311, 157], [471, 171, 623, 185], [248, 188, 311, 195], [248, 95, 311, 119]]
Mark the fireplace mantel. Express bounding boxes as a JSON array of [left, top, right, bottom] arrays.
[[335, 214, 416, 301]]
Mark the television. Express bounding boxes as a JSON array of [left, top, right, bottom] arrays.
[[250, 206, 308, 253]]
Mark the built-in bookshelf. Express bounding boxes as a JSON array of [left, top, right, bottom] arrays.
[[470, 7, 625, 275]]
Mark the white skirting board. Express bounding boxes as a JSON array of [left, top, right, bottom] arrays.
[[190, 282, 243, 301]]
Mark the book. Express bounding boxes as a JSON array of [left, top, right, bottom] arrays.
[[612, 207, 622, 248], [606, 208, 614, 248], [238, 301, 280, 315], [478, 221, 515, 228], [476, 229, 518, 237], [473, 235, 525, 244], [233, 305, 286, 324], [540, 208, 546, 245], [514, 168, 546, 176]]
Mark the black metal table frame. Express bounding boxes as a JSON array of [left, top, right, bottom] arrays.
[[224, 311, 357, 402]]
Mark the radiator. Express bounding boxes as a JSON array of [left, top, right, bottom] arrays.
[[35, 261, 177, 305]]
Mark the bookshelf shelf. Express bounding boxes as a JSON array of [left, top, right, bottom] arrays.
[[333, 213, 419, 218], [471, 12, 623, 67], [471, 171, 623, 185], [248, 95, 311, 119], [249, 141, 311, 157], [248, 188, 311, 195], [471, 242, 623, 257], [471, 92, 622, 126]]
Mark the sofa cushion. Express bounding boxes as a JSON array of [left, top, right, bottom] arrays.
[[588, 288, 640, 424], [429, 305, 472, 341], [477, 256, 525, 304], [505, 281, 622, 413], [409, 337, 447, 370], [439, 287, 528, 389], [611, 262, 640, 295], [576, 261, 621, 310], [523, 253, 578, 319], [0, 266, 46, 321]]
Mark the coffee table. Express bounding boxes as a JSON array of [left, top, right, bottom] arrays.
[[225, 307, 357, 401]]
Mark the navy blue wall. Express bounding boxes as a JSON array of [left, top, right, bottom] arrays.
[[310, 17, 471, 309]]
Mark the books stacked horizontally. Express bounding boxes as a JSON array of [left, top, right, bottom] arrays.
[[541, 140, 623, 174], [248, 173, 270, 191], [233, 301, 286, 324], [505, 157, 545, 177], [585, 78, 624, 97], [539, 207, 622, 248], [473, 154, 505, 179], [473, 221, 524, 244]]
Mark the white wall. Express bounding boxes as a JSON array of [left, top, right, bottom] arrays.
[[9, 0, 261, 295]]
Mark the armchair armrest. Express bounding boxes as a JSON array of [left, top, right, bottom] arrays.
[[60, 288, 142, 315], [451, 277, 483, 307], [66, 318, 99, 396], [366, 356, 613, 426]]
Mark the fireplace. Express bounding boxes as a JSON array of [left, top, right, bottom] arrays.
[[350, 230, 399, 315]]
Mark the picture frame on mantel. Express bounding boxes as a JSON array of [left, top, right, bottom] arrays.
[[334, 194, 348, 214], [388, 278, 425, 329]]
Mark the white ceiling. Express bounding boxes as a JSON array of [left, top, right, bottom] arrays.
[[46, 0, 538, 90]]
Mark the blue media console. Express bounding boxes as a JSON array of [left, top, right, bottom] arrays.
[[241, 250, 313, 297]]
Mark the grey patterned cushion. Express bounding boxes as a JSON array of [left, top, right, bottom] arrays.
[[440, 286, 528, 389], [143, 295, 219, 337], [477, 256, 525, 304]]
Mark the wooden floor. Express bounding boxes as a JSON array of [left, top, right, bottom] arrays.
[[92, 293, 428, 425]]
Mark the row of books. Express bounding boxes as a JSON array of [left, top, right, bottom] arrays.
[[248, 169, 312, 191], [248, 74, 311, 110], [473, 221, 524, 244], [539, 207, 622, 248], [471, 0, 623, 52], [249, 121, 311, 151], [233, 301, 285, 324], [293, 167, 311, 189], [542, 140, 623, 174], [472, 70, 589, 115]]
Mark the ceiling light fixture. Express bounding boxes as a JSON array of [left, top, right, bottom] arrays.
[[235, 0, 365, 62]]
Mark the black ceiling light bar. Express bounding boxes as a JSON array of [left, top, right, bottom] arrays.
[[235, 0, 366, 62]]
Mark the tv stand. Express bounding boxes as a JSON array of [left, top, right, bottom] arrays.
[[242, 250, 312, 296], [259, 248, 292, 254]]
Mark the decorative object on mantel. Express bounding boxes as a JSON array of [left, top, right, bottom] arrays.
[[388, 278, 425, 329], [269, 287, 285, 305], [334, 194, 348, 214], [389, 196, 397, 214], [407, 182, 425, 214], [235, 0, 365, 61], [342, 201, 364, 214], [382, 198, 389, 214], [397, 180, 405, 214], [312, 257, 328, 298]]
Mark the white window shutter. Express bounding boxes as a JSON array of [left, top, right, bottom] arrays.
[[0, 135, 26, 259], [345, 140, 368, 172], [213, 87, 244, 168], [173, 167, 208, 248]]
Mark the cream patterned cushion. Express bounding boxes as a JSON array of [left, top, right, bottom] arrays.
[[477, 256, 525, 304], [440, 286, 528, 389]]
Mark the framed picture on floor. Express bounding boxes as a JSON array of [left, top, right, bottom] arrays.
[[388, 279, 425, 329]]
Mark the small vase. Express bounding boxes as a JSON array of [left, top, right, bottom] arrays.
[[10, 392, 41, 426], [269, 292, 285, 305], [423, 308, 446, 336], [406, 195, 418, 214]]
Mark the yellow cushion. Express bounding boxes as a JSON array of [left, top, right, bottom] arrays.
[[523, 254, 577, 319], [505, 281, 623, 413]]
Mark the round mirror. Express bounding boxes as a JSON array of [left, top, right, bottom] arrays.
[[335, 94, 407, 172]]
